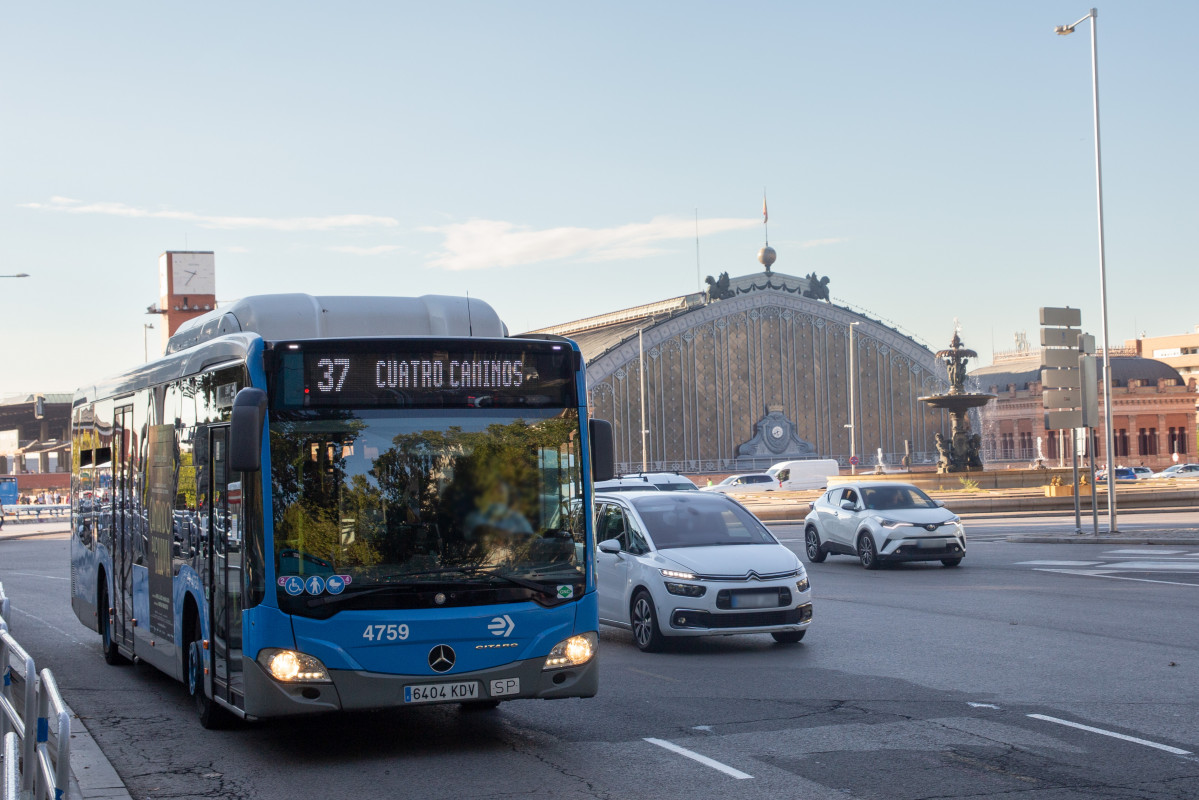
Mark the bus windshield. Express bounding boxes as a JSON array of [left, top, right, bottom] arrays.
[[269, 407, 584, 615]]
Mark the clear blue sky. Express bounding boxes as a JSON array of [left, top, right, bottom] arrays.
[[3, 1, 1195, 394]]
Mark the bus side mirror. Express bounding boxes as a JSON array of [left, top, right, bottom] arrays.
[[230, 388, 267, 472], [589, 418, 615, 483]]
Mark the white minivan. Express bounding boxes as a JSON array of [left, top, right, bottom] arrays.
[[767, 459, 840, 491]]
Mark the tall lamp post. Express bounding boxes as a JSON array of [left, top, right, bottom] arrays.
[[638, 327, 648, 472], [143, 323, 155, 362], [846, 322, 860, 474], [1056, 8, 1117, 532]]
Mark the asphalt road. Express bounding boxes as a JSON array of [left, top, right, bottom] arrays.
[[2, 525, 1197, 800]]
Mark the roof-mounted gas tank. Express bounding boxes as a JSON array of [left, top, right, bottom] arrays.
[[165, 293, 508, 354]]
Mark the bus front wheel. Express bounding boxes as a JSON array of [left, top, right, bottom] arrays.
[[188, 618, 231, 729]]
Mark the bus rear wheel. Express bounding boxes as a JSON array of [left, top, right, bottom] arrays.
[[188, 617, 231, 729], [98, 584, 126, 666]]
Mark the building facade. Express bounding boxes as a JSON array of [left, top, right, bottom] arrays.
[[533, 270, 952, 474], [1127, 325, 1199, 381], [974, 349, 1197, 470]]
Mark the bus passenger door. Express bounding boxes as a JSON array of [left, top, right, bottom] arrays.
[[112, 405, 134, 653], [207, 426, 245, 712]]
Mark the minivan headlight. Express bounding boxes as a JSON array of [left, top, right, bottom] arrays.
[[664, 581, 707, 597]]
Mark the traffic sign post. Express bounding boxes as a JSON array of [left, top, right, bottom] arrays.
[[1040, 307, 1089, 534]]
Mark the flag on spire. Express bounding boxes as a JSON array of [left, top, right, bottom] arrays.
[[762, 193, 768, 224]]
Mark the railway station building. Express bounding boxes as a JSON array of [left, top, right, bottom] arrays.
[[530, 263, 953, 474]]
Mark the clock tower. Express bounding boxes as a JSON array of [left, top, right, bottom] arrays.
[[154, 251, 217, 348]]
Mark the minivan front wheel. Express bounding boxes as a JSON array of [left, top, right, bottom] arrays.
[[631, 591, 665, 652]]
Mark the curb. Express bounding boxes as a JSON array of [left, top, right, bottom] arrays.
[[67, 706, 132, 800]]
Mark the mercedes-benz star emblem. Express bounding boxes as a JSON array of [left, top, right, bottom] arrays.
[[428, 644, 455, 673]]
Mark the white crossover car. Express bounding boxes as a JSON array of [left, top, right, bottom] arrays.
[[700, 473, 777, 494], [803, 482, 965, 569], [594, 491, 812, 651]]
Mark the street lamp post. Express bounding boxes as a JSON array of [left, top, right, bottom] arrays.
[[639, 327, 648, 472], [144, 323, 155, 362], [846, 322, 860, 474], [1056, 8, 1118, 532]]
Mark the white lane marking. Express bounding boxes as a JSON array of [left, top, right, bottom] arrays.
[[1035, 569, 1199, 588], [1034, 569, 1116, 576], [10, 607, 88, 645], [2, 572, 70, 581], [1105, 549, 1187, 555], [1016, 560, 1102, 567], [1028, 714, 1192, 756], [968, 702, 1001, 709], [628, 667, 680, 683], [1103, 561, 1199, 571], [644, 738, 753, 779]]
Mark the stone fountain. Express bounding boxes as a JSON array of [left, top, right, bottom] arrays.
[[919, 331, 996, 474]]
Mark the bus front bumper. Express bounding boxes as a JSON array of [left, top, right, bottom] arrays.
[[241, 653, 598, 718]]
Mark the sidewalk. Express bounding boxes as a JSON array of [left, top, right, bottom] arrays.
[[0, 520, 70, 540], [1, 521, 130, 799]]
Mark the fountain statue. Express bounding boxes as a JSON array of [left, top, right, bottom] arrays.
[[1031, 436, 1048, 470], [874, 447, 887, 474], [919, 329, 996, 474]]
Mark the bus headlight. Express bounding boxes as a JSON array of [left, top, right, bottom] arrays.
[[257, 648, 332, 683], [543, 632, 597, 670]]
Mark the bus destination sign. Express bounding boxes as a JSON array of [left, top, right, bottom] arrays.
[[275, 342, 575, 408]]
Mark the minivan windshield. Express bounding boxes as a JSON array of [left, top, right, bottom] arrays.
[[631, 494, 777, 549]]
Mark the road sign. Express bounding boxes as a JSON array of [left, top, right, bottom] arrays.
[[1045, 409, 1085, 430], [1040, 348, 1079, 369], [1039, 307, 1082, 327], [1040, 328, 1081, 348], [849, 456, 859, 466], [1041, 369, 1081, 389], [1044, 388, 1082, 408], [1080, 354, 1099, 427]]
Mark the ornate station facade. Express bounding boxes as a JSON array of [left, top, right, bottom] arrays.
[[531, 265, 952, 474]]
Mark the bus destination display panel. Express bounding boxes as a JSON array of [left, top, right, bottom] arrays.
[[275, 342, 576, 408]]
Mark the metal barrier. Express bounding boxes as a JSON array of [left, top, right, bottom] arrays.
[[3, 733, 19, 800], [0, 585, 71, 800]]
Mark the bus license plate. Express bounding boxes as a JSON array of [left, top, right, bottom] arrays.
[[404, 682, 480, 704]]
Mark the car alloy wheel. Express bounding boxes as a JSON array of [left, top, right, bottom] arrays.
[[804, 528, 827, 563], [857, 533, 880, 570], [631, 590, 665, 652]]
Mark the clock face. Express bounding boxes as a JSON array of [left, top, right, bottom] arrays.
[[770, 425, 785, 440], [170, 253, 216, 295]]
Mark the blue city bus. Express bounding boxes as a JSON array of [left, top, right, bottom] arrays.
[[69, 294, 614, 727]]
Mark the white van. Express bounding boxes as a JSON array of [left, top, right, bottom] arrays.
[[767, 459, 839, 491]]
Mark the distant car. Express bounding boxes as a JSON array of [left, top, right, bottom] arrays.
[[1097, 467, 1138, 481], [700, 473, 777, 494], [594, 491, 812, 650], [596, 472, 697, 493], [803, 482, 965, 569], [1130, 467, 1154, 480], [1151, 463, 1199, 479], [594, 477, 662, 493]]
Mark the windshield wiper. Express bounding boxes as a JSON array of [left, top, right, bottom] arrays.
[[389, 566, 562, 600], [305, 566, 562, 607]]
